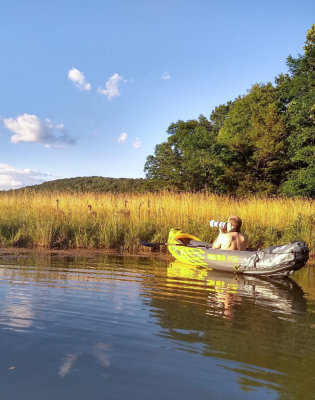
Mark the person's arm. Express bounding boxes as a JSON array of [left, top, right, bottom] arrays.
[[212, 226, 227, 249], [242, 233, 249, 250], [212, 234, 222, 249]]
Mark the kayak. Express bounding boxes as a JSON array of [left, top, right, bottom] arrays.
[[167, 228, 309, 277]]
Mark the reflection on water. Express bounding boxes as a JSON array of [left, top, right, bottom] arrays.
[[167, 261, 306, 317], [0, 252, 314, 400], [1, 291, 34, 330], [58, 353, 80, 377], [58, 343, 111, 378]]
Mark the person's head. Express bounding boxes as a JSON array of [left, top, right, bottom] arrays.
[[227, 216, 242, 232]]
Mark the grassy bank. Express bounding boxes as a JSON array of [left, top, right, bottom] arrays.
[[0, 191, 314, 255]]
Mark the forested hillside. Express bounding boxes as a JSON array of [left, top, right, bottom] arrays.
[[16, 176, 166, 193], [145, 25, 315, 197]]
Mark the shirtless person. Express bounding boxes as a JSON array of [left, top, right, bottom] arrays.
[[212, 216, 248, 251]]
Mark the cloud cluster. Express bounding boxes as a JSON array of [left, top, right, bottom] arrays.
[[0, 163, 50, 190], [97, 73, 123, 100], [161, 72, 171, 80], [116, 132, 142, 149], [68, 67, 127, 101], [68, 68, 126, 100], [68, 68, 91, 91], [133, 138, 142, 149], [3, 114, 76, 147], [117, 132, 127, 143]]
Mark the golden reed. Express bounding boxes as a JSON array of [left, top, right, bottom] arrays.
[[0, 190, 313, 254]]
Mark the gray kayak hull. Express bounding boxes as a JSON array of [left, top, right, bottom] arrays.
[[168, 229, 309, 277]]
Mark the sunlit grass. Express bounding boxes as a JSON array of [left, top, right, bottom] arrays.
[[0, 190, 313, 253]]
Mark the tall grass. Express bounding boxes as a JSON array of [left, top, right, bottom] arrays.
[[0, 190, 313, 254]]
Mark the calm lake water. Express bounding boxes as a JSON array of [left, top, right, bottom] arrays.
[[0, 252, 314, 400]]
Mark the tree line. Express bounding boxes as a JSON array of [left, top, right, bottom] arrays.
[[144, 25, 315, 197], [14, 176, 166, 193]]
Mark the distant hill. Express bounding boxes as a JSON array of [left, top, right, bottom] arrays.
[[12, 176, 167, 193]]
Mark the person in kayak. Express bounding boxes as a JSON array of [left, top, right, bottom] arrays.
[[212, 216, 248, 251]]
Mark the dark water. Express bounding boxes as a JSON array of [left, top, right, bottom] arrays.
[[0, 252, 314, 400]]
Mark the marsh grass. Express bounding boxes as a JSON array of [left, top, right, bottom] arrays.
[[0, 190, 313, 254]]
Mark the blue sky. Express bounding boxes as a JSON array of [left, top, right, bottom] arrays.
[[0, 0, 314, 189]]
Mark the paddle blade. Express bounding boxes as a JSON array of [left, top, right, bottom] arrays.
[[139, 240, 164, 248]]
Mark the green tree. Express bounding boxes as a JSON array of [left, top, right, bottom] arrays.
[[144, 141, 185, 189], [218, 83, 289, 195], [144, 115, 230, 192], [209, 101, 233, 133], [277, 24, 315, 196]]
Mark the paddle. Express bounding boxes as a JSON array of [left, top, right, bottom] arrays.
[[139, 240, 184, 248], [139, 239, 212, 249]]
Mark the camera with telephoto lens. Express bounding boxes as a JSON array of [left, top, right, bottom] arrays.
[[209, 220, 227, 229]]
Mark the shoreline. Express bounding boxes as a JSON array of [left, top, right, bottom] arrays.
[[0, 246, 172, 260], [0, 246, 313, 262]]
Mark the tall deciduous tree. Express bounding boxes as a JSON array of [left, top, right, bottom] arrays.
[[144, 115, 231, 192], [277, 24, 315, 196], [218, 83, 289, 195]]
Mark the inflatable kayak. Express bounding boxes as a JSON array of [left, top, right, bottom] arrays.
[[167, 228, 309, 277]]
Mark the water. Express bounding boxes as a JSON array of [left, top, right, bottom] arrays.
[[0, 252, 314, 400]]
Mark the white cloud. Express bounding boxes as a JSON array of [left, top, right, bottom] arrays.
[[117, 132, 127, 143], [161, 72, 171, 80], [68, 68, 91, 91], [133, 138, 142, 149], [97, 73, 123, 99], [3, 114, 76, 147], [0, 163, 51, 190]]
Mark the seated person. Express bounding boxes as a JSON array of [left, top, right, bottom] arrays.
[[212, 216, 248, 251]]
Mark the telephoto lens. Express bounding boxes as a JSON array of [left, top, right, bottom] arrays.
[[209, 220, 227, 229]]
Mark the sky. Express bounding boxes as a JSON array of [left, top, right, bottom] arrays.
[[0, 0, 314, 190]]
